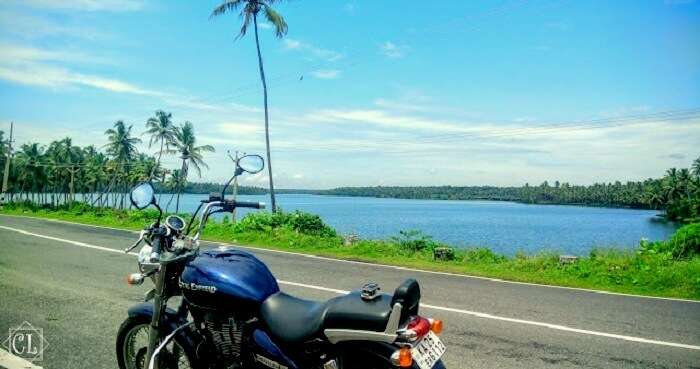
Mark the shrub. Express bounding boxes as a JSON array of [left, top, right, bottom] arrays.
[[462, 247, 506, 263], [433, 246, 455, 261], [667, 223, 700, 259], [288, 211, 336, 237], [391, 230, 441, 253], [232, 210, 336, 237]]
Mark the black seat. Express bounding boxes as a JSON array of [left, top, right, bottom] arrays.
[[259, 292, 326, 343], [260, 279, 420, 344]]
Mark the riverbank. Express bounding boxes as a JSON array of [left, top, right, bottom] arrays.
[[1, 202, 699, 300]]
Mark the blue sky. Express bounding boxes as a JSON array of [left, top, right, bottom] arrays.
[[1, 0, 699, 188]]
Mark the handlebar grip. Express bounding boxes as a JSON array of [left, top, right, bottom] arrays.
[[234, 200, 266, 209]]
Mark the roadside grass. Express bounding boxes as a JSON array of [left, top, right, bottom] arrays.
[[2, 202, 699, 300]]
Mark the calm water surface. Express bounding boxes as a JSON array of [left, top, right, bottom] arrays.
[[165, 193, 677, 256]]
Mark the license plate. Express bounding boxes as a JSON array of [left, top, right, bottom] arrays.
[[411, 332, 446, 369]]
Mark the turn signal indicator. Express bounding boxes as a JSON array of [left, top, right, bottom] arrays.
[[398, 347, 412, 367]]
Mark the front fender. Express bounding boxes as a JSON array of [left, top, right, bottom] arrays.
[[126, 302, 201, 358], [127, 302, 185, 332]]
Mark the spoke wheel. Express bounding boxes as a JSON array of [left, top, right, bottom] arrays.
[[119, 322, 193, 369]]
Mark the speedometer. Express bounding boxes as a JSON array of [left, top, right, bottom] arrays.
[[165, 215, 186, 232]]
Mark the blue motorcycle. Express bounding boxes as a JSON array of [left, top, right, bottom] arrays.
[[116, 154, 447, 369]]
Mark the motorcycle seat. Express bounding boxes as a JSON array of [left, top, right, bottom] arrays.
[[259, 292, 327, 344], [260, 279, 420, 345]]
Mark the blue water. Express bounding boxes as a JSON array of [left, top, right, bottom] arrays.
[[164, 193, 678, 256]]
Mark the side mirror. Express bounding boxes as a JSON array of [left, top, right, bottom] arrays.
[[130, 182, 155, 210], [237, 154, 265, 174]]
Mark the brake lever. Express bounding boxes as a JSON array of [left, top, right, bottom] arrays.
[[124, 230, 148, 253]]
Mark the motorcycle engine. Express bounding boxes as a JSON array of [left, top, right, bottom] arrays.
[[194, 311, 247, 367]]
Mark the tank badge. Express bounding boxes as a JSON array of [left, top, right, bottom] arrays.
[[179, 280, 217, 294]]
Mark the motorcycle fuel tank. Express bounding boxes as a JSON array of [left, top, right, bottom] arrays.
[[180, 248, 280, 311]]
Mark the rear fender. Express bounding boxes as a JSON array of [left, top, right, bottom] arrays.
[[337, 341, 446, 369]]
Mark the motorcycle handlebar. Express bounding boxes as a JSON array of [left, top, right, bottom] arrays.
[[232, 200, 266, 209]]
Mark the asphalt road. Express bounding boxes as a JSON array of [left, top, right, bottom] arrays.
[[1, 214, 699, 369]]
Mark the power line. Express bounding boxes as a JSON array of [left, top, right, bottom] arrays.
[[263, 107, 700, 154]]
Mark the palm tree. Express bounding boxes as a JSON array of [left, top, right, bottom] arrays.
[[145, 110, 176, 174], [211, 0, 288, 212], [171, 121, 215, 212], [692, 157, 700, 178], [0, 130, 7, 159], [15, 143, 42, 201], [145, 110, 176, 203], [104, 121, 141, 208]]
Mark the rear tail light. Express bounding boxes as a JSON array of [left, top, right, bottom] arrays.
[[397, 316, 431, 341]]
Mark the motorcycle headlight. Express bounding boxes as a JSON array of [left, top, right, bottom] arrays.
[[137, 245, 153, 265]]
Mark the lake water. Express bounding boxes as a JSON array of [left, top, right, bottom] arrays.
[[163, 193, 677, 256]]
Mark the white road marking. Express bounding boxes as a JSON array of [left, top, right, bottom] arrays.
[[0, 349, 44, 369], [1, 224, 699, 351], [2, 214, 697, 304]]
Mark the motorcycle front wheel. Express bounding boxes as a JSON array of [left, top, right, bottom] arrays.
[[116, 316, 195, 369]]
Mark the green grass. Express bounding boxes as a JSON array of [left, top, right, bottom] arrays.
[[2, 202, 699, 300]]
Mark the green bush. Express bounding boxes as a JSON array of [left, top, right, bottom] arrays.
[[667, 223, 700, 258], [232, 210, 336, 237], [638, 223, 700, 259], [462, 247, 506, 263], [391, 230, 441, 253], [287, 211, 337, 237]]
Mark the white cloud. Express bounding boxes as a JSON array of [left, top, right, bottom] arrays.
[[311, 69, 341, 79], [257, 22, 272, 29], [380, 41, 408, 58], [0, 43, 111, 65], [283, 38, 344, 62], [305, 108, 476, 133], [0, 63, 156, 94], [7, 0, 145, 12], [0, 43, 261, 115], [0, 11, 107, 40], [283, 39, 301, 50]]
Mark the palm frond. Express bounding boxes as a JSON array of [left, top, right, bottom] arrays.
[[237, 10, 253, 39], [262, 4, 287, 38], [210, 0, 246, 19]]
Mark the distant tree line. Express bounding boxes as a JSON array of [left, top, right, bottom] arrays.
[[0, 112, 214, 212], [2, 125, 697, 222], [157, 182, 268, 195], [154, 181, 315, 196], [321, 159, 700, 223]]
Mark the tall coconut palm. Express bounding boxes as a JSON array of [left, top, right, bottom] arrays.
[[0, 130, 7, 159], [145, 110, 176, 203], [15, 143, 45, 202], [104, 121, 141, 208], [171, 121, 215, 212], [211, 0, 288, 212], [145, 110, 176, 175], [692, 157, 700, 178]]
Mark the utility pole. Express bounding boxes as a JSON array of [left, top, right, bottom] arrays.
[[1, 122, 14, 206], [67, 165, 80, 203]]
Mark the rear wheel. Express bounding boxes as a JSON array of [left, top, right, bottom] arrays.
[[116, 316, 194, 369]]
